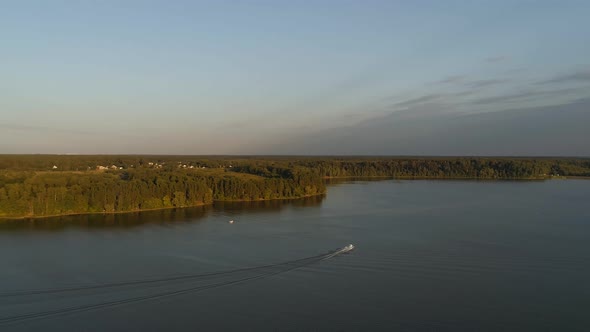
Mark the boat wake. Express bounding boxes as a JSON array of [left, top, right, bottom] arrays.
[[0, 244, 354, 325]]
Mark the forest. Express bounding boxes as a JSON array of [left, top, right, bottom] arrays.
[[0, 155, 588, 219]]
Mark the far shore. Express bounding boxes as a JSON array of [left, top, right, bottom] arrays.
[[323, 175, 563, 180]]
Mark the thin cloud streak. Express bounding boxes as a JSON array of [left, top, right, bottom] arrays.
[[464, 79, 508, 88], [392, 94, 443, 108], [538, 69, 590, 85], [485, 56, 509, 63], [433, 75, 467, 85], [472, 87, 586, 105]]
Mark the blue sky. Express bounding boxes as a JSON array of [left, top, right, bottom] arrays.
[[1, 1, 589, 155]]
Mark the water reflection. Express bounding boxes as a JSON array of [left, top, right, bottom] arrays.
[[324, 177, 394, 186], [0, 194, 326, 232], [214, 194, 325, 213], [0, 206, 212, 232]]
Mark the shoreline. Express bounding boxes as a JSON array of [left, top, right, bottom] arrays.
[[0, 192, 326, 221], [1, 175, 587, 221], [324, 175, 554, 180]]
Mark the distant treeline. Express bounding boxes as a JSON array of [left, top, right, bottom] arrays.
[[0, 155, 588, 218], [298, 158, 590, 178]]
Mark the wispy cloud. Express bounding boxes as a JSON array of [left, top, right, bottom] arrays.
[[538, 69, 590, 84], [392, 94, 443, 108], [485, 56, 509, 63], [464, 79, 508, 88], [391, 81, 501, 109], [472, 87, 583, 105], [265, 98, 590, 156], [432, 75, 466, 85]]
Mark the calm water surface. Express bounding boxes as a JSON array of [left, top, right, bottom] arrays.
[[1, 180, 589, 331]]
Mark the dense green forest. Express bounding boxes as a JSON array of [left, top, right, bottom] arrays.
[[0, 155, 588, 219], [299, 158, 590, 178]]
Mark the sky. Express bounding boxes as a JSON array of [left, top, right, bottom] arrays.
[[1, 0, 589, 155]]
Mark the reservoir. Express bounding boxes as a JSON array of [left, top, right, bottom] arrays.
[[1, 180, 589, 331]]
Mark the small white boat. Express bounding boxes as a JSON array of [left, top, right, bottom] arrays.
[[228, 220, 234, 224], [342, 244, 355, 252]]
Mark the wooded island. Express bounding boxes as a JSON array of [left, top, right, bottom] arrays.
[[1, 155, 588, 219]]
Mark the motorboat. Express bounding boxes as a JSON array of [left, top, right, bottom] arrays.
[[342, 244, 355, 252]]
